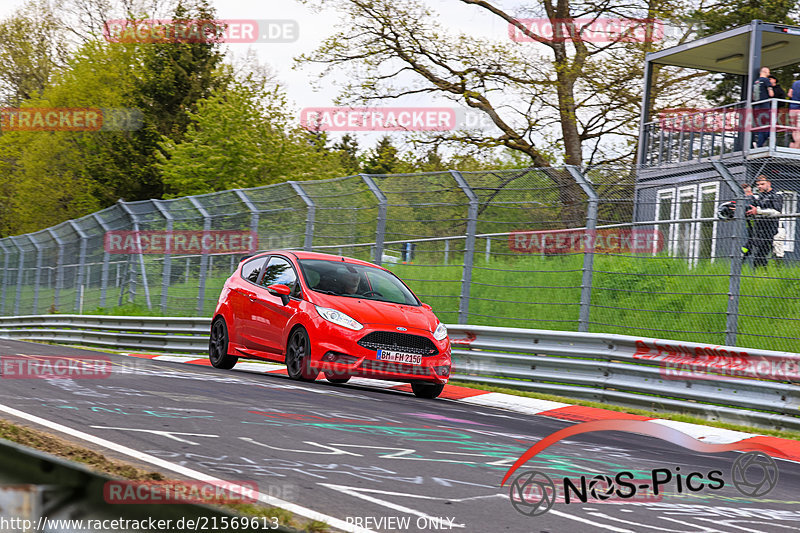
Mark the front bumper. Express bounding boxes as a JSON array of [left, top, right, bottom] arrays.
[[308, 318, 451, 384]]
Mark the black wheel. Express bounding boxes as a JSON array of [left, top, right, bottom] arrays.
[[324, 373, 351, 384], [286, 327, 319, 382], [209, 317, 238, 369], [411, 381, 444, 399]]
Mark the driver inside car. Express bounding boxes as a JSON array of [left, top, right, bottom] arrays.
[[340, 270, 361, 295]]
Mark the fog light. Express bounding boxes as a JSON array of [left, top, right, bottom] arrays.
[[322, 352, 358, 364], [434, 365, 450, 377]]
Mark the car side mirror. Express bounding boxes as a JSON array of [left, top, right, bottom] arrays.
[[267, 284, 291, 305], [421, 303, 432, 311]]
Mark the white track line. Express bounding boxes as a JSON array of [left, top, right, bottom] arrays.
[[0, 403, 376, 533]]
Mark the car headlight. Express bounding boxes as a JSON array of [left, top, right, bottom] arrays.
[[315, 305, 363, 331], [433, 322, 448, 341]]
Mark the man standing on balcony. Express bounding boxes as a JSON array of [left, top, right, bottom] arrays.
[[747, 176, 783, 267], [753, 67, 774, 148]]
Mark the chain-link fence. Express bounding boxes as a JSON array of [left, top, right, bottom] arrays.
[[0, 160, 798, 352]]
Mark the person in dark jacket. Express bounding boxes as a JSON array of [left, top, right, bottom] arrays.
[[747, 176, 783, 267], [753, 67, 774, 148]]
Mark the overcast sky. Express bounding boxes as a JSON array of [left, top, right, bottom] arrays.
[[1, 0, 511, 140], [0, 0, 507, 114]]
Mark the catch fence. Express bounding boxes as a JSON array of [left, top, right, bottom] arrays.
[[0, 161, 798, 352]]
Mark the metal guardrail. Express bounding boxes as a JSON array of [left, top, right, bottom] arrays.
[[0, 314, 211, 353], [448, 325, 800, 431], [1, 316, 799, 431], [0, 438, 296, 533]]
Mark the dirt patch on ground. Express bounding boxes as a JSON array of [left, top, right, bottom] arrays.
[[0, 418, 164, 480]]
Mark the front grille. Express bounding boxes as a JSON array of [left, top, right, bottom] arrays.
[[358, 331, 439, 356]]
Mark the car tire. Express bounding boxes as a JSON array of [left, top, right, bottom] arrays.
[[209, 317, 238, 369], [324, 373, 351, 384], [286, 327, 319, 382], [411, 381, 445, 399]]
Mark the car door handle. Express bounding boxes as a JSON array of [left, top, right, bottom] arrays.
[[236, 289, 258, 301]]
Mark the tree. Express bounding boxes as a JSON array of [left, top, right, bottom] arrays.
[[332, 133, 361, 174], [298, 0, 700, 168], [362, 136, 402, 174], [0, 0, 69, 106], [158, 80, 347, 197]]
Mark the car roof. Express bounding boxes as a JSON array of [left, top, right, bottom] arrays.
[[252, 250, 387, 270]]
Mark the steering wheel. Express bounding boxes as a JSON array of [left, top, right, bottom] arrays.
[[361, 290, 384, 298]]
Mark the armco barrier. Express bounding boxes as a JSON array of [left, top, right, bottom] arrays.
[[1, 316, 799, 431], [0, 438, 294, 532]]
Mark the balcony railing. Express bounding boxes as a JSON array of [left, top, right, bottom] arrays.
[[641, 99, 800, 167]]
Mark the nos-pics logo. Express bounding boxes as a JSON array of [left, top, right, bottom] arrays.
[[502, 420, 783, 517]]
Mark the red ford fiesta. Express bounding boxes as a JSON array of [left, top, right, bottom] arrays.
[[209, 251, 451, 398]]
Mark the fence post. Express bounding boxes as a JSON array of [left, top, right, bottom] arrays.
[[450, 170, 478, 324], [188, 197, 211, 316], [11, 237, 26, 316], [68, 221, 89, 313], [46, 229, 65, 313], [117, 201, 152, 310], [289, 181, 315, 251], [11, 237, 25, 315], [151, 200, 174, 314], [711, 161, 743, 346], [0, 240, 9, 314], [360, 174, 387, 265], [566, 166, 599, 332], [234, 189, 260, 252], [92, 213, 112, 308], [28, 234, 43, 314]]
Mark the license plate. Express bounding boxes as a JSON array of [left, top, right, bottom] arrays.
[[376, 350, 422, 365]]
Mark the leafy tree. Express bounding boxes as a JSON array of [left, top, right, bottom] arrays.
[[298, 0, 702, 168], [0, 0, 69, 105], [158, 80, 347, 197], [362, 136, 402, 174], [332, 133, 361, 174]]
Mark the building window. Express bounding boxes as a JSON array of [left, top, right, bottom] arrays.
[[698, 183, 719, 260], [656, 182, 719, 262], [655, 189, 675, 254], [677, 186, 697, 261]]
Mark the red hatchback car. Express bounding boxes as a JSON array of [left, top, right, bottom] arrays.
[[209, 250, 451, 398]]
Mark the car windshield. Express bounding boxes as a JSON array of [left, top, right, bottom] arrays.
[[298, 259, 419, 306]]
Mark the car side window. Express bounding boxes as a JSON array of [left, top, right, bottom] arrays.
[[260, 257, 300, 297], [240, 257, 267, 284]]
